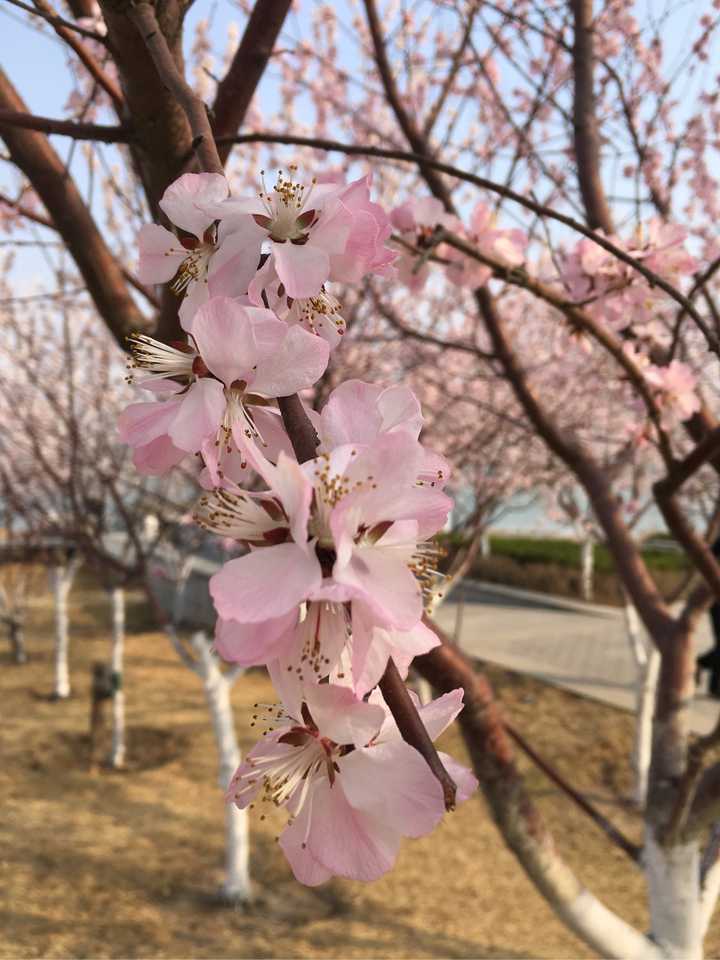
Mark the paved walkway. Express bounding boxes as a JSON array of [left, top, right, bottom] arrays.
[[434, 580, 720, 735]]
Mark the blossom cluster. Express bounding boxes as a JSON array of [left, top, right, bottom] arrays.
[[387, 196, 701, 436], [389, 195, 526, 292], [119, 171, 477, 885]]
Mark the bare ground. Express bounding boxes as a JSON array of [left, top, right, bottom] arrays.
[[2, 577, 720, 959]]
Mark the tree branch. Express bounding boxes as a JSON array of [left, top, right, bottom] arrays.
[[505, 721, 641, 863], [414, 621, 661, 959], [212, 0, 292, 166], [653, 429, 720, 605], [126, 1, 222, 176], [0, 69, 146, 347], [475, 286, 673, 646], [0, 109, 131, 143], [215, 131, 713, 342], [362, 0, 454, 211], [31, 0, 124, 111], [4, 0, 107, 41], [570, 0, 614, 233]]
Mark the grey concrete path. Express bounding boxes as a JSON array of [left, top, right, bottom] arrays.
[[434, 580, 720, 735]]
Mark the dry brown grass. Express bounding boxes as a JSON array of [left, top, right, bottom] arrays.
[[2, 576, 720, 959]]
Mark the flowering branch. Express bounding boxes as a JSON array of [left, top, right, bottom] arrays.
[[215, 131, 712, 347], [653, 429, 720, 602]]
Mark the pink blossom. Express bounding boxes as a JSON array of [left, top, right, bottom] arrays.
[[203, 434, 451, 686], [451, 202, 526, 288], [645, 360, 701, 425], [211, 167, 352, 299], [118, 298, 329, 479], [137, 173, 264, 330], [248, 258, 346, 349], [215, 597, 440, 696], [390, 196, 460, 291], [328, 175, 397, 283], [313, 379, 450, 488], [227, 672, 477, 885], [215, 170, 395, 300]]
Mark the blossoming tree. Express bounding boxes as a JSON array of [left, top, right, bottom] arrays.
[[5, 0, 720, 956]]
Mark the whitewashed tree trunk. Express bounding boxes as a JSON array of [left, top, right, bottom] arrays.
[[10, 620, 27, 664], [634, 651, 660, 810], [109, 586, 126, 768], [480, 530, 491, 557], [50, 558, 80, 699], [186, 630, 251, 901], [624, 600, 660, 809], [700, 841, 720, 940], [645, 830, 704, 959], [580, 536, 594, 601]]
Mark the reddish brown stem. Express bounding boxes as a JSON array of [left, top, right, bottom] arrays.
[[379, 658, 457, 810], [212, 0, 292, 166], [0, 109, 130, 143], [276, 395, 320, 465], [505, 722, 640, 862], [570, 0, 614, 234], [32, 0, 124, 112]]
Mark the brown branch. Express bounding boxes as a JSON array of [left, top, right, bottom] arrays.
[[422, 6, 477, 139], [653, 429, 720, 605], [3, 0, 106, 41], [127, 2, 222, 177], [475, 286, 673, 646], [505, 721, 641, 862], [436, 229, 675, 463], [570, 0, 614, 233], [0, 190, 159, 309], [0, 69, 146, 347], [378, 658, 456, 809], [0, 190, 54, 229], [212, 0, 292, 166], [600, 59, 670, 220], [371, 285, 495, 359], [31, 0, 124, 112], [0, 109, 131, 143], [96, 0, 192, 220], [276, 395, 320, 464], [362, 0, 455, 212], [63, 0, 99, 19]]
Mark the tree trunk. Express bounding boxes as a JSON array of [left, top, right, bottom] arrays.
[[480, 530, 491, 557], [10, 619, 27, 664], [645, 830, 703, 959], [50, 559, 79, 699], [109, 586, 126, 768], [580, 536, 594, 601], [624, 600, 660, 808], [189, 631, 251, 901], [634, 650, 660, 809]]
